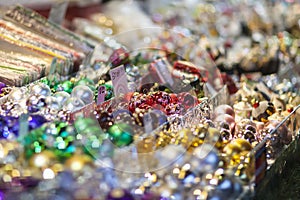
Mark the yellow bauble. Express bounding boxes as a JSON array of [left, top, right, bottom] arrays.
[[29, 150, 57, 168], [65, 154, 93, 171]]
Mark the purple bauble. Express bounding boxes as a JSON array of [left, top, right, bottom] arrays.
[[0, 190, 4, 200], [140, 192, 161, 200], [29, 115, 47, 130], [0, 82, 5, 94]]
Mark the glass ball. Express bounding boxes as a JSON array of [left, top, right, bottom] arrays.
[[63, 97, 85, 112], [30, 83, 51, 96], [45, 96, 61, 110], [53, 91, 70, 106], [71, 85, 94, 105]]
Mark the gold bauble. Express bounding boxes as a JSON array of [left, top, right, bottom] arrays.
[[65, 154, 93, 171], [29, 150, 57, 168]]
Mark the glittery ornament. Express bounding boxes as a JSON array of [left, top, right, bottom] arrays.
[[0, 115, 18, 138]]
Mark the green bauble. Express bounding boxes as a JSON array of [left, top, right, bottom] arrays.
[[107, 123, 133, 147], [103, 84, 113, 100], [61, 80, 74, 94], [40, 78, 50, 86], [115, 132, 133, 147], [75, 78, 95, 91], [107, 125, 123, 138], [75, 78, 94, 86]]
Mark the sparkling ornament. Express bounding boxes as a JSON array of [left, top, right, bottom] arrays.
[[233, 98, 252, 121], [108, 48, 130, 67], [265, 120, 292, 158], [252, 101, 276, 122], [71, 85, 94, 105]]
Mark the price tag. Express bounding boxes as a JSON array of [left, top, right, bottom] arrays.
[[152, 58, 174, 86], [143, 112, 153, 134], [109, 65, 129, 97], [97, 85, 106, 105]]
